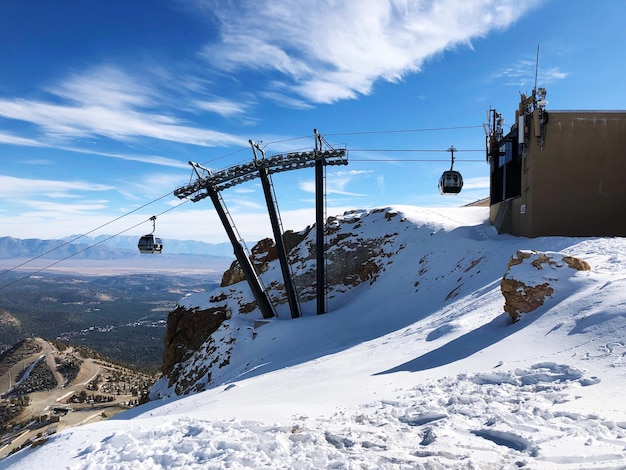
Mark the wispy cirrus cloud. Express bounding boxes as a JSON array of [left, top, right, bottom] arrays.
[[117, 172, 193, 200], [50, 67, 154, 109], [0, 65, 248, 150], [0, 96, 245, 147], [0, 135, 191, 169], [194, 98, 250, 117], [459, 176, 490, 190], [258, 91, 313, 110], [0, 1, 542, 170], [19, 199, 111, 215], [200, 0, 542, 104], [0, 173, 177, 220], [0, 175, 114, 199], [55, 146, 191, 169], [492, 59, 568, 88], [299, 169, 371, 196], [0, 131, 45, 147]]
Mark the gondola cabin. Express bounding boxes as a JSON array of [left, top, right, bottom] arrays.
[[438, 170, 463, 194], [138, 234, 163, 254]]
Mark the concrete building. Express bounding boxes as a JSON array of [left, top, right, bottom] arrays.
[[487, 89, 626, 237]]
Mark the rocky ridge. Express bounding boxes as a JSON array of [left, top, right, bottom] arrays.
[[160, 208, 401, 394]]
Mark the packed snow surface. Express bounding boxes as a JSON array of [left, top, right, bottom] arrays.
[[2, 206, 626, 469]]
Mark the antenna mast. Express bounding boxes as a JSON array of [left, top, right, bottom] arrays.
[[534, 44, 540, 93]]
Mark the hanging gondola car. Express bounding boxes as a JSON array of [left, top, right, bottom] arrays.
[[438, 170, 463, 194], [439, 146, 464, 194], [138, 234, 163, 254], [138, 216, 163, 254]]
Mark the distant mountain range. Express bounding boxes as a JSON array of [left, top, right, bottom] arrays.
[[0, 235, 234, 260]]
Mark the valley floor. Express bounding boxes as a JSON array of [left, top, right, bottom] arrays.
[[0, 338, 154, 460]]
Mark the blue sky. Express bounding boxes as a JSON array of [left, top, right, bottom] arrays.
[[1, 0, 625, 244]]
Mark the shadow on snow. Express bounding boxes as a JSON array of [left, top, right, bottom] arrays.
[[375, 309, 545, 375]]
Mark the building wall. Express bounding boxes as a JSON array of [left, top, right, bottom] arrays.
[[506, 110, 626, 237]]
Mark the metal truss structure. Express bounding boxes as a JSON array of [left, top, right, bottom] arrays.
[[174, 149, 347, 200], [174, 130, 348, 320]]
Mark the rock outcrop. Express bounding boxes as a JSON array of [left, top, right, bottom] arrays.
[[159, 209, 404, 393], [161, 304, 231, 381], [220, 232, 310, 288], [501, 250, 590, 322]]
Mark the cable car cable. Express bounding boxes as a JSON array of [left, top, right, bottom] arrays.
[[195, 124, 483, 169], [0, 199, 190, 291], [1, 143, 481, 280], [0, 142, 262, 281], [348, 149, 484, 152], [324, 125, 484, 137], [0, 192, 174, 279], [0, 124, 485, 286], [348, 158, 484, 162]]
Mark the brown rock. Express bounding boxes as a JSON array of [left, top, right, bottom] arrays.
[[221, 260, 245, 287], [161, 305, 231, 384], [563, 256, 591, 271], [501, 278, 554, 323], [501, 250, 590, 323]]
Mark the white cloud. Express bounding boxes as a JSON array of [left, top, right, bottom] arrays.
[[0, 132, 190, 169], [200, 0, 541, 103], [0, 131, 44, 147], [118, 172, 193, 200], [299, 175, 366, 197], [334, 170, 374, 177], [377, 175, 385, 193], [19, 199, 110, 215], [0, 96, 246, 147], [57, 146, 191, 169], [0, 64, 251, 151], [49, 66, 154, 109], [460, 176, 490, 190], [542, 67, 568, 82], [194, 98, 249, 117], [0, 0, 541, 157], [258, 90, 314, 110], [0, 175, 114, 199], [492, 60, 568, 88], [232, 187, 256, 194], [43, 192, 82, 199]]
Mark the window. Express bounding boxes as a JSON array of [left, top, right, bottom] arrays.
[[498, 141, 513, 167]]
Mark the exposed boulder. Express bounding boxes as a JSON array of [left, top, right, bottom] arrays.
[[220, 260, 244, 288], [501, 250, 590, 323], [250, 237, 278, 268]]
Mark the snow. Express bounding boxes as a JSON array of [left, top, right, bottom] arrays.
[[2, 206, 626, 469]]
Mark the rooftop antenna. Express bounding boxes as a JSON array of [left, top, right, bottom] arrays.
[[534, 44, 540, 94]]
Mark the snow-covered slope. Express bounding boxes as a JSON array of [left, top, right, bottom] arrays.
[[3, 206, 626, 469]]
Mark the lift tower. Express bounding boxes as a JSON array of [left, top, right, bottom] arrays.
[[186, 162, 276, 319], [174, 130, 347, 319], [250, 140, 300, 319], [314, 129, 326, 315]]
